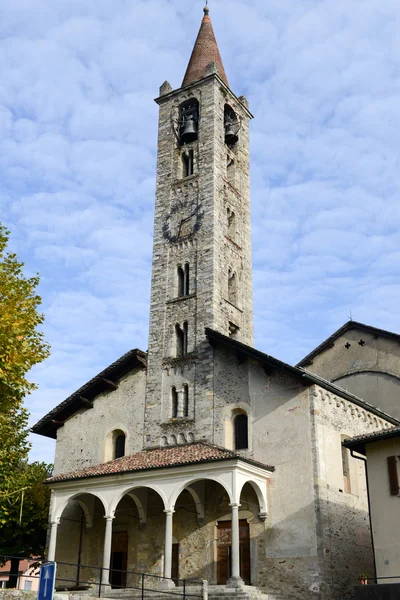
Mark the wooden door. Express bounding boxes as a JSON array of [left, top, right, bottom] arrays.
[[172, 543, 180, 585], [216, 521, 251, 585], [110, 531, 128, 589]]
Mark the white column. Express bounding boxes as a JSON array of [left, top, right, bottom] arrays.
[[177, 390, 184, 418], [227, 503, 244, 587], [47, 519, 60, 562], [101, 516, 114, 585], [160, 509, 175, 589]]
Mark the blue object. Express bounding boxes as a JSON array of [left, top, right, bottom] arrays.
[[38, 562, 56, 600]]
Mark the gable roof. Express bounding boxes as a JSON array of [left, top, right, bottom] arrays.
[[182, 7, 229, 88], [205, 328, 400, 426], [31, 349, 147, 440], [297, 320, 400, 368], [343, 427, 400, 456], [46, 441, 274, 484]]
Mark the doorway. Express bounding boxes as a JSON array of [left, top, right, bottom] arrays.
[[216, 520, 250, 585], [172, 543, 180, 585], [110, 531, 128, 589]]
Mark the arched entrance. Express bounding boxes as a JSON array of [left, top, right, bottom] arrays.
[[111, 486, 166, 588], [55, 493, 106, 590]]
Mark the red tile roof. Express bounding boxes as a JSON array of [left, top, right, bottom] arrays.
[[182, 7, 229, 88], [47, 442, 273, 483]]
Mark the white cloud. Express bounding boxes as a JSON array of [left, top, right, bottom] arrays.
[[0, 0, 399, 462]]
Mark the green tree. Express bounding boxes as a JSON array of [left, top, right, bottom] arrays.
[[0, 223, 51, 585], [0, 460, 52, 588], [0, 223, 50, 412]]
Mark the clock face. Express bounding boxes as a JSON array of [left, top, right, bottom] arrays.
[[163, 200, 204, 244]]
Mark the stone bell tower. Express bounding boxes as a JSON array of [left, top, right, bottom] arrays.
[[143, 6, 254, 448]]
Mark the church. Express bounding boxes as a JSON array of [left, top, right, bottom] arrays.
[[32, 7, 400, 600]]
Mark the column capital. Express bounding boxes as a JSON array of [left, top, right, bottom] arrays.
[[229, 502, 241, 509], [164, 508, 175, 515], [104, 514, 115, 521], [51, 518, 60, 526]]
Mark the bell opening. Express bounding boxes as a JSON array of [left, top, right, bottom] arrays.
[[179, 99, 199, 145], [224, 104, 240, 146]]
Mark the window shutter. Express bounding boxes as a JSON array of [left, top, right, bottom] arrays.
[[387, 456, 399, 496]]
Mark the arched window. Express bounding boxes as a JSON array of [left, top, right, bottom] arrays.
[[175, 322, 188, 357], [114, 432, 126, 459], [171, 387, 178, 418], [177, 264, 190, 298], [183, 384, 189, 417], [177, 266, 185, 297], [234, 413, 248, 450], [179, 99, 199, 145], [224, 104, 239, 146], [184, 263, 190, 296], [182, 149, 194, 177]]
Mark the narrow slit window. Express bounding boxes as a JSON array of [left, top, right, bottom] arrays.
[[183, 321, 188, 355], [184, 263, 190, 296], [227, 156, 235, 186], [229, 321, 239, 339], [341, 446, 351, 493], [234, 414, 248, 450], [183, 385, 189, 417], [182, 150, 194, 177], [177, 266, 185, 297], [175, 322, 188, 357], [171, 387, 178, 418], [387, 456, 399, 496], [228, 270, 237, 305], [227, 209, 235, 240]]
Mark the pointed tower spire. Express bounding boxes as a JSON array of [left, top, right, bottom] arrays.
[[182, 5, 229, 88]]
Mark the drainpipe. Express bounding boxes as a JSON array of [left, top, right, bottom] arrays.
[[350, 449, 377, 584]]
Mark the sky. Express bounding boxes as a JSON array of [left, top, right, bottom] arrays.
[[0, 0, 399, 464]]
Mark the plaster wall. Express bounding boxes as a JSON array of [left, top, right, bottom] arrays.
[[53, 367, 146, 476], [213, 346, 318, 597], [304, 330, 400, 417], [366, 438, 400, 582]]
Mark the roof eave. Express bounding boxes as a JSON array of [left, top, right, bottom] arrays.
[[45, 455, 275, 485]]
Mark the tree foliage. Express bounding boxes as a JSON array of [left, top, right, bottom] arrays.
[[0, 223, 52, 582], [0, 224, 50, 412]]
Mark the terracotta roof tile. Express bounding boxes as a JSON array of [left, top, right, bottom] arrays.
[[182, 8, 229, 88], [343, 426, 400, 455], [47, 442, 273, 483]]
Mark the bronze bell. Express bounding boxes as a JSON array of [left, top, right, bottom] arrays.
[[225, 122, 238, 145], [181, 115, 198, 143]]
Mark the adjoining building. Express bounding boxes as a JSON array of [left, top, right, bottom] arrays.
[[344, 428, 400, 599], [32, 7, 400, 600]]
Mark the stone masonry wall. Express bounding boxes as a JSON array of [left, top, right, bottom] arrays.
[[144, 75, 253, 449], [310, 386, 393, 600], [54, 367, 146, 476]]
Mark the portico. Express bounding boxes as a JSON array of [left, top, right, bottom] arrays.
[[47, 443, 273, 590]]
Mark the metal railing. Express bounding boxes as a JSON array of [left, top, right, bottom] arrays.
[[0, 556, 207, 600]]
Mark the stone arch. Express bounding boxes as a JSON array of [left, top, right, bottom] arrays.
[[237, 480, 267, 519], [54, 490, 108, 522], [169, 476, 233, 510], [185, 485, 205, 521], [109, 484, 168, 518]]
